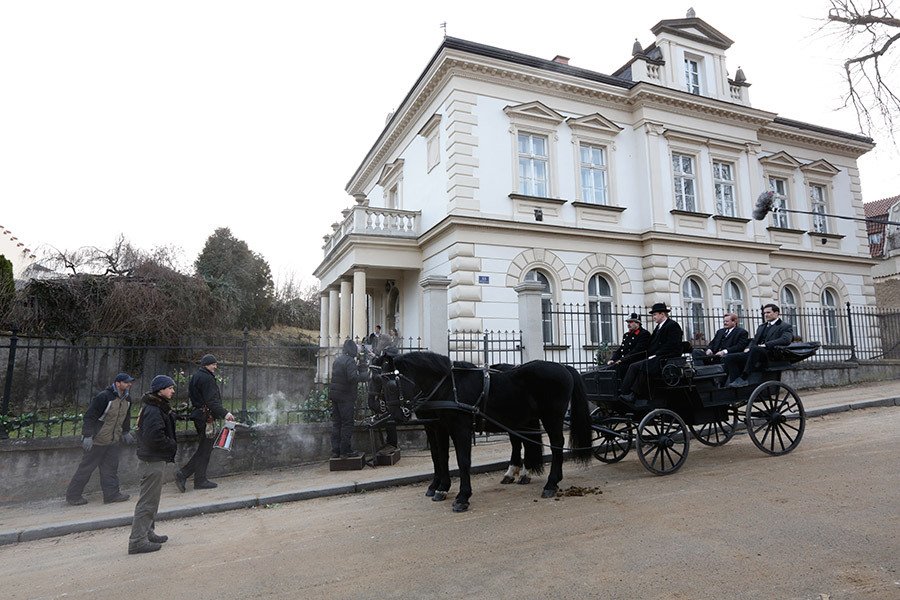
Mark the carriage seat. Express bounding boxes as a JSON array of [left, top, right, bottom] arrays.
[[658, 341, 694, 369]]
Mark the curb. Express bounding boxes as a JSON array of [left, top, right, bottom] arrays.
[[1, 400, 896, 546]]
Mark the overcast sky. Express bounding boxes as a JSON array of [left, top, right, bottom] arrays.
[[2, 1, 897, 287]]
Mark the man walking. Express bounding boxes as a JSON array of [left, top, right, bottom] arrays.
[[726, 304, 794, 387], [175, 354, 234, 491], [693, 313, 749, 364], [66, 372, 136, 506]]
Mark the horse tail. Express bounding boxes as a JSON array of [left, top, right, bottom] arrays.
[[566, 366, 593, 464]]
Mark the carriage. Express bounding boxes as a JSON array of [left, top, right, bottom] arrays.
[[580, 342, 820, 475]]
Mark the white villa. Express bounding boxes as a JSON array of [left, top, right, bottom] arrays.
[[314, 10, 877, 373]]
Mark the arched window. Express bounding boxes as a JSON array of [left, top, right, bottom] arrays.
[[821, 288, 840, 344], [682, 276, 706, 345], [724, 279, 744, 316], [780, 285, 800, 339], [525, 270, 553, 342], [588, 274, 614, 345]]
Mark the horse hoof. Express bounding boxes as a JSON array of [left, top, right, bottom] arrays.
[[541, 488, 557, 499], [517, 475, 532, 485], [425, 488, 436, 498], [432, 491, 448, 502], [500, 476, 515, 484], [452, 501, 469, 513]]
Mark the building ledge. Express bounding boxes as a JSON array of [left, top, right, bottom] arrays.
[[767, 226, 807, 235], [571, 202, 626, 213], [508, 193, 567, 205], [670, 209, 712, 219], [712, 214, 751, 224], [807, 231, 845, 240]]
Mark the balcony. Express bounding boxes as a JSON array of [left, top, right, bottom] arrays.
[[322, 206, 421, 256]]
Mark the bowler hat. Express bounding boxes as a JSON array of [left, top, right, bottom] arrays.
[[625, 313, 641, 324], [648, 302, 671, 314], [200, 354, 217, 366]]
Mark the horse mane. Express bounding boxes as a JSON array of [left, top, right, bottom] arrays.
[[395, 351, 452, 377]]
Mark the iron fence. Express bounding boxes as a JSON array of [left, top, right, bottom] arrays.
[[0, 330, 321, 439], [448, 330, 523, 366], [541, 302, 900, 370]]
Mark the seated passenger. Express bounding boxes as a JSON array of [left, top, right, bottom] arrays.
[[619, 303, 684, 402], [605, 313, 651, 380], [692, 312, 749, 365], [725, 303, 794, 387]]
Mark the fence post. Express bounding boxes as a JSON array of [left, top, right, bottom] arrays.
[[1, 327, 18, 439], [845, 302, 858, 362], [483, 331, 489, 367], [241, 327, 249, 423]]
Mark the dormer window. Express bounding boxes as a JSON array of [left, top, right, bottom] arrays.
[[684, 57, 701, 95]]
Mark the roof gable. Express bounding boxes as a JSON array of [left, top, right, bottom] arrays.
[[650, 17, 734, 50]]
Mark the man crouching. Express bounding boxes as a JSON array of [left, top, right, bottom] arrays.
[[128, 375, 178, 555]]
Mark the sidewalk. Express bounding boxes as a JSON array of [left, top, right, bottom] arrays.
[[2, 379, 898, 546]]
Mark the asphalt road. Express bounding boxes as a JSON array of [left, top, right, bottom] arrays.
[[2, 407, 898, 600]]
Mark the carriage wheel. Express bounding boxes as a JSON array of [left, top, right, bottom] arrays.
[[661, 364, 682, 386], [745, 381, 805, 456], [689, 407, 738, 447], [590, 409, 632, 463], [636, 409, 690, 476]]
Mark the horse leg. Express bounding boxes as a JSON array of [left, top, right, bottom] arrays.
[[423, 425, 441, 497], [519, 429, 543, 485], [501, 435, 522, 484], [449, 425, 473, 512], [541, 419, 565, 498], [431, 426, 452, 502]]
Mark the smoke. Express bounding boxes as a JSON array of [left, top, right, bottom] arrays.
[[250, 389, 319, 448], [752, 191, 775, 221]]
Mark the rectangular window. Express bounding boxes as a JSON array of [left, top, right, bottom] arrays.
[[713, 161, 736, 217], [426, 130, 440, 172], [684, 59, 700, 95], [809, 184, 828, 233], [518, 133, 548, 197], [768, 177, 789, 228], [386, 185, 398, 209], [672, 153, 696, 211], [579, 144, 608, 205]]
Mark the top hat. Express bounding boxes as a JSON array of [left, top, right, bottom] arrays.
[[648, 302, 671, 314], [625, 312, 641, 323]]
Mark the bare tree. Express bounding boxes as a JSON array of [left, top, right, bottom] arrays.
[[826, 1, 900, 135]]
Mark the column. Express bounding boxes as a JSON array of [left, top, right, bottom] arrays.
[[420, 276, 451, 355], [318, 292, 329, 347], [515, 281, 545, 363], [328, 288, 339, 347], [352, 269, 367, 342], [339, 279, 351, 343]]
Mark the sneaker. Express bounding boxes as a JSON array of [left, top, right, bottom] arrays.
[[194, 480, 218, 490], [147, 531, 168, 544], [174, 470, 187, 493], [128, 541, 162, 555], [66, 496, 88, 506], [104, 493, 130, 504]]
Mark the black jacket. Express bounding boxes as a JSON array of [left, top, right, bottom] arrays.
[[136, 392, 178, 463], [708, 326, 750, 354], [647, 318, 685, 359], [330, 340, 366, 402], [611, 328, 651, 364], [751, 319, 794, 347], [81, 385, 132, 438], [189, 366, 227, 420]]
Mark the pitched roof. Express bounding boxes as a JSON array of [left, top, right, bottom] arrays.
[[863, 195, 900, 257]]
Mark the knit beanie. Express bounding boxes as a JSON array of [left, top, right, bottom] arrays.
[[150, 375, 176, 393], [200, 354, 218, 366]]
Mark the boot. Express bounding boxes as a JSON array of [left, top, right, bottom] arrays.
[[128, 541, 162, 555], [194, 480, 218, 490], [174, 470, 187, 493], [147, 531, 168, 544], [104, 493, 131, 504]]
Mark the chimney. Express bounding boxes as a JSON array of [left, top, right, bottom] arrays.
[[552, 55, 570, 65]]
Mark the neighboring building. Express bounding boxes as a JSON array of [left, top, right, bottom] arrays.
[[866, 195, 900, 308], [864, 195, 899, 258], [314, 10, 878, 371], [0, 226, 36, 278]]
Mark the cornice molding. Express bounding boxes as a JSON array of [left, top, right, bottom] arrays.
[[758, 125, 874, 158]]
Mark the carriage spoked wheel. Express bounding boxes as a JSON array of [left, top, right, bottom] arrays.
[[745, 381, 806, 456], [590, 408, 633, 464], [689, 406, 738, 447], [636, 408, 690, 475]]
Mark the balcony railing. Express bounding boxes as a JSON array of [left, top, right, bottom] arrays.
[[322, 206, 421, 255]]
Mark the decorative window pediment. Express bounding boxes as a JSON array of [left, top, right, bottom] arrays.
[[503, 101, 565, 127], [566, 113, 623, 136], [759, 151, 802, 169], [800, 159, 840, 177], [377, 159, 405, 187], [650, 17, 734, 50], [417, 113, 441, 138]]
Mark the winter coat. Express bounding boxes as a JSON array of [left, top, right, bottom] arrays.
[[81, 385, 132, 441], [136, 392, 178, 463], [188, 366, 227, 421], [647, 317, 685, 359], [329, 340, 366, 403], [751, 319, 794, 348], [610, 328, 651, 365]]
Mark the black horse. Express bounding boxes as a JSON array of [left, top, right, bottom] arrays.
[[391, 351, 593, 512]]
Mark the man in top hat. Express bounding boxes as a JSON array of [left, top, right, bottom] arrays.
[[725, 303, 794, 387], [692, 312, 750, 364], [605, 313, 651, 380], [175, 354, 234, 491], [66, 372, 137, 505], [619, 303, 684, 402]]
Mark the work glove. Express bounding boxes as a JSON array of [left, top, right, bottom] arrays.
[[82, 437, 93, 452], [123, 431, 136, 445]]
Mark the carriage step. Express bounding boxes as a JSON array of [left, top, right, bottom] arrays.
[[329, 454, 367, 471], [375, 449, 401, 466]]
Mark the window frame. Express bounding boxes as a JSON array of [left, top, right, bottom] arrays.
[[767, 176, 790, 229], [525, 269, 555, 344], [672, 152, 698, 212], [517, 132, 550, 198], [724, 278, 745, 317], [821, 287, 840, 345], [684, 56, 701, 95], [712, 159, 737, 217], [681, 276, 707, 345], [780, 285, 801, 340], [587, 273, 614, 345]]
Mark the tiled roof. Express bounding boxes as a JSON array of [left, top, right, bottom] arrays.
[[863, 195, 900, 257]]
